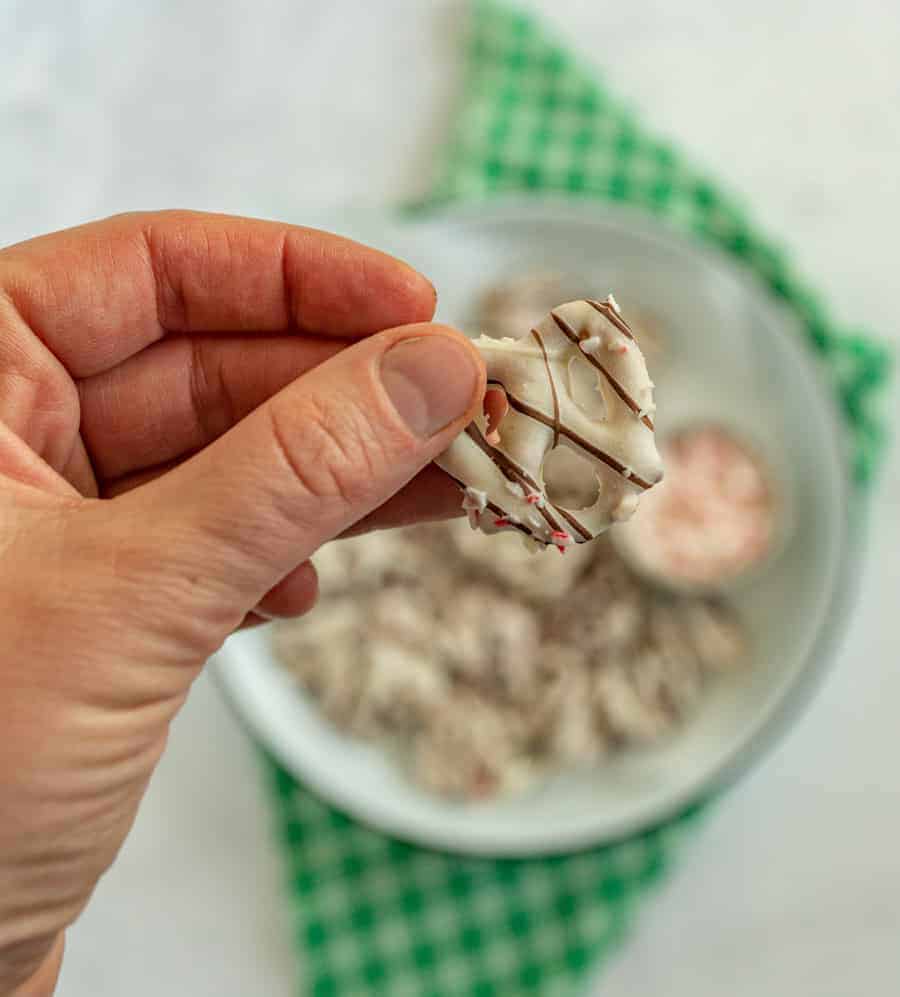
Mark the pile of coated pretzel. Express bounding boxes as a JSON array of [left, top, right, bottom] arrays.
[[272, 520, 746, 800]]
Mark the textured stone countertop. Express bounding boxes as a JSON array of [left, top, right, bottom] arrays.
[[3, 2, 898, 994]]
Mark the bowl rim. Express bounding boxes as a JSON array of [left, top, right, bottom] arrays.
[[212, 194, 859, 856]]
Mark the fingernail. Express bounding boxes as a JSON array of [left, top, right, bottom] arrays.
[[423, 275, 438, 308], [381, 335, 480, 438]]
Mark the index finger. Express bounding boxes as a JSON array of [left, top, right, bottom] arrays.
[[0, 210, 436, 378]]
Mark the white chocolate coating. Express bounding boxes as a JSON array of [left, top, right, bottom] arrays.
[[437, 298, 663, 549]]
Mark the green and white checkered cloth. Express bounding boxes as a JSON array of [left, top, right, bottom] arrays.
[[268, 765, 701, 996], [265, 2, 891, 994]]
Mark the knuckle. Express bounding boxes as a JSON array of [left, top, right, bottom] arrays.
[[142, 212, 213, 331], [186, 337, 236, 442], [142, 223, 188, 331], [268, 393, 388, 512], [33, 363, 80, 447], [0, 306, 80, 467]]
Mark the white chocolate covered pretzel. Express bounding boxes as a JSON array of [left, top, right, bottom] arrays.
[[436, 297, 663, 551]]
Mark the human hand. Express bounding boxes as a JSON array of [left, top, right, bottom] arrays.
[[0, 211, 484, 994]]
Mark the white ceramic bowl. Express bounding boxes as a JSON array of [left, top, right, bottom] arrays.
[[213, 198, 854, 856]]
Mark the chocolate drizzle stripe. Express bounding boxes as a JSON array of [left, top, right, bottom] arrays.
[[442, 469, 535, 541], [600, 365, 655, 432], [530, 328, 560, 448], [484, 499, 531, 536], [585, 298, 635, 340], [498, 387, 655, 490], [550, 309, 655, 432], [549, 308, 580, 341], [464, 424, 592, 543], [554, 503, 595, 541], [465, 424, 560, 529]]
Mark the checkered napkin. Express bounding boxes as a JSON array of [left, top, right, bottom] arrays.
[[264, 2, 891, 994]]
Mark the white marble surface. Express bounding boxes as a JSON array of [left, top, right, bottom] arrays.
[[3, 1, 899, 993]]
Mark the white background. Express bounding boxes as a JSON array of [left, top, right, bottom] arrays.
[[3, 1, 899, 994]]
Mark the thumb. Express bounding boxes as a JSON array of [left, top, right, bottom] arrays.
[[127, 323, 484, 609]]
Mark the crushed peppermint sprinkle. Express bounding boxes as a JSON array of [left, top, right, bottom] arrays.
[[619, 425, 775, 587], [461, 488, 488, 513], [622, 466, 634, 480], [579, 335, 603, 355], [493, 517, 511, 528], [525, 492, 542, 505], [607, 293, 622, 314]]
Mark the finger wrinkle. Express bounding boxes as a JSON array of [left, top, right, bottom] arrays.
[[280, 227, 299, 334], [0, 294, 81, 470], [187, 337, 241, 442], [265, 390, 386, 528], [142, 218, 194, 335], [187, 337, 218, 443]]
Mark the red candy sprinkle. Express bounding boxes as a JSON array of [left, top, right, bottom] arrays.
[[493, 517, 510, 527]]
